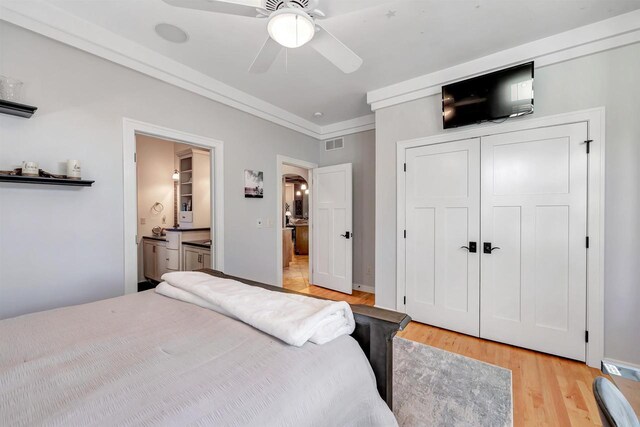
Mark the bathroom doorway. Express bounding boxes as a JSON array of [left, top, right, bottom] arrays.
[[135, 135, 213, 291], [122, 118, 224, 295]]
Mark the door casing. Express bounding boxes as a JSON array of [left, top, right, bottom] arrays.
[[275, 155, 318, 288], [396, 108, 605, 368], [123, 118, 224, 295]]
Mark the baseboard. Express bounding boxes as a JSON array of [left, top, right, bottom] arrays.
[[603, 358, 640, 371], [353, 283, 374, 294]]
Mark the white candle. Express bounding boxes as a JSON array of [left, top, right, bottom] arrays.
[[67, 159, 81, 179], [21, 161, 39, 176]]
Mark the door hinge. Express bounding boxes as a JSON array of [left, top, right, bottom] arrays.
[[403, 163, 406, 172], [134, 152, 137, 162], [403, 296, 406, 305], [585, 330, 589, 343], [585, 139, 593, 154], [403, 229, 406, 239], [135, 234, 138, 244], [586, 236, 590, 248]]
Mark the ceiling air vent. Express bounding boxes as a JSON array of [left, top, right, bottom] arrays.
[[265, 0, 309, 11], [325, 137, 344, 151]]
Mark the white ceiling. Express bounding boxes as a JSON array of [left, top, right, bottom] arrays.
[[15, 0, 640, 127]]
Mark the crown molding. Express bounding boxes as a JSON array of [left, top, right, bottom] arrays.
[[319, 114, 375, 140], [0, 1, 373, 139], [367, 9, 640, 111]]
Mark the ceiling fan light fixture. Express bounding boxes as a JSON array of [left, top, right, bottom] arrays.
[[267, 8, 315, 48]]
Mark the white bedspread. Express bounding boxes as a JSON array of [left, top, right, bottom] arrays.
[[156, 271, 355, 346], [0, 291, 397, 427]]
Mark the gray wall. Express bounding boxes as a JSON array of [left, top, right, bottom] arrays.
[[318, 130, 376, 290], [375, 42, 640, 365], [0, 22, 319, 319]]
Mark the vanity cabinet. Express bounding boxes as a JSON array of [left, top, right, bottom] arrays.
[[183, 245, 212, 271], [142, 232, 211, 281], [143, 240, 171, 281]]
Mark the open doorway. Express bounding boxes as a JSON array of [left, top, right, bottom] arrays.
[[276, 156, 354, 294], [276, 156, 316, 288], [282, 170, 310, 292], [123, 118, 224, 295], [136, 135, 213, 291]]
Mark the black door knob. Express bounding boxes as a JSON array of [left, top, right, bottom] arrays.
[[460, 242, 477, 253], [483, 242, 501, 254]]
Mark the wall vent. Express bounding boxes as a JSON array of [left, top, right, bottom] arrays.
[[325, 137, 344, 151]]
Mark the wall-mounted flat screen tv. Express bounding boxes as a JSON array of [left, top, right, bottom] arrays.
[[442, 62, 534, 129]]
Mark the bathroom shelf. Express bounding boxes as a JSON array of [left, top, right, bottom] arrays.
[[0, 175, 94, 187], [0, 100, 38, 118]]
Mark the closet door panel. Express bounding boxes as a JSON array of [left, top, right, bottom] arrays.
[[405, 138, 480, 336], [489, 206, 522, 322], [480, 122, 588, 361]]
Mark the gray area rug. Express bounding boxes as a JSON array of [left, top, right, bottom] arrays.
[[393, 337, 512, 426]]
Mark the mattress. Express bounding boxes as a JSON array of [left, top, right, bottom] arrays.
[[0, 291, 396, 426]]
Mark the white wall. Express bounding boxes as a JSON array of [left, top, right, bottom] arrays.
[[374, 43, 640, 365], [318, 130, 376, 290], [136, 135, 175, 237], [135, 135, 175, 282], [283, 183, 294, 224], [0, 22, 318, 319]]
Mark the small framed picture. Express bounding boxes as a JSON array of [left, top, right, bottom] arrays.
[[244, 169, 264, 198]]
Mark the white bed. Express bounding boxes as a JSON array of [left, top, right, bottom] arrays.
[[0, 290, 397, 426]]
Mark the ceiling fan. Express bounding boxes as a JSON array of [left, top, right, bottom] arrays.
[[162, 0, 363, 73]]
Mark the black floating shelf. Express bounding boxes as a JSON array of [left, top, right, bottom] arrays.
[[0, 175, 94, 187], [0, 100, 38, 118]]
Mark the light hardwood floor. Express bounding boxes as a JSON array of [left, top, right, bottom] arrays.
[[283, 254, 606, 426]]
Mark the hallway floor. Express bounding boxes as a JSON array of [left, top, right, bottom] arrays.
[[283, 254, 374, 305], [282, 254, 310, 291]]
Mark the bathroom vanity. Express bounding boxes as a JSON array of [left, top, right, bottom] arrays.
[[142, 228, 211, 281]]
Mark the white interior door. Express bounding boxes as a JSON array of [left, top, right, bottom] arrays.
[[480, 123, 588, 361], [404, 139, 480, 336], [312, 163, 353, 294]]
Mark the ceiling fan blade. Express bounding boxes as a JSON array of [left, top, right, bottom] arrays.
[[305, 0, 320, 10], [310, 9, 326, 18], [249, 37, 283, 73], [256, 8, 271, 17], [161, 0, 260, 17], [310, 25, 363, 74]]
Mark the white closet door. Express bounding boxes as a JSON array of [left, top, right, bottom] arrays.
[[405, 139, 480, 336], [480, 123, 588, 361], [312, 163, 353, 294]]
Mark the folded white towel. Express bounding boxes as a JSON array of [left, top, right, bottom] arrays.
[[156, 272, 355, 347]]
